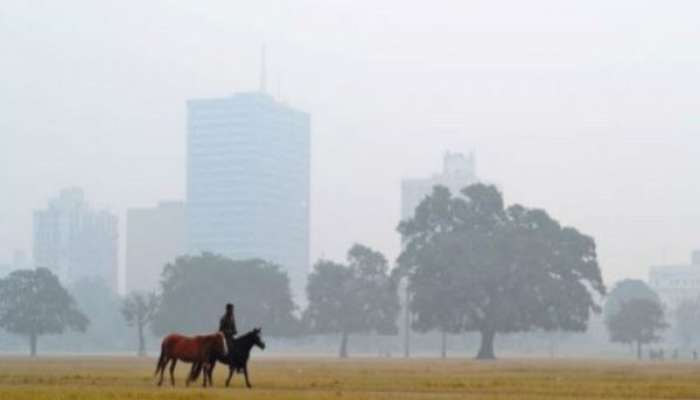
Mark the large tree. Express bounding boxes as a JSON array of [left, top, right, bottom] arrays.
[[0, 268, 89, 356], [304, 244, 399, 358], [394, 236, 462, 358], [152, 253, 298, 337], [606, 298, 667, 359], [397, 184, 606, 359], [122, 291, 158, 356], [604, 279, 660, 321]]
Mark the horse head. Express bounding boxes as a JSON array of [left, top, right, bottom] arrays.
[[253, 327, 266, 350]]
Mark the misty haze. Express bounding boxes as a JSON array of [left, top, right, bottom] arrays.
[[1, 1, 700, 399]]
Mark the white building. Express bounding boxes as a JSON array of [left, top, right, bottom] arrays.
[[126, 201, 185, 294], [186, 91, 310, 302], [33, 188, 118, 291], [649, 250, 700, 311], [401, 151, 478, 221]]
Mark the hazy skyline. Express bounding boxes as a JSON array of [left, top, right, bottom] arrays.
[[2, 1, 700, 292]]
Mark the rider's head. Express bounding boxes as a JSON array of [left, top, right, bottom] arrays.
[[226, 303, 234, 314]]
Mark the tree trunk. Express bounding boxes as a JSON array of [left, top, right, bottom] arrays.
[[403, 284, 411, 358], [29, 333, 37, 357], [339, 331, 349, 358], [138, 323, 146, 357], [636, 341, 642, 360], [476, 329, 496, 360], [440, 330, 447, 359]]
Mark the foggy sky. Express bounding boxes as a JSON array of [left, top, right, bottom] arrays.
[[2, 0, 700, 292]]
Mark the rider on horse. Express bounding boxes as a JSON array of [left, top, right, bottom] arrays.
[[219, 303, 237, 355]]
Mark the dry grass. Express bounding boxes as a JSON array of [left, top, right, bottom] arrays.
[[1, 356, 700, 399]]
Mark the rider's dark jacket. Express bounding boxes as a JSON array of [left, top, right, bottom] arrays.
[[219, 313, 238, 339]]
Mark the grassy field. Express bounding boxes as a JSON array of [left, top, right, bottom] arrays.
[[1, 356, 700, 399]]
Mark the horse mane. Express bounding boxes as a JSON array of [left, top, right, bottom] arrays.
[[234, 329, 259, 343]]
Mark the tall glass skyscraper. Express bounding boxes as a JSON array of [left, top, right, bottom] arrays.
[[186, 92, 310, 302]]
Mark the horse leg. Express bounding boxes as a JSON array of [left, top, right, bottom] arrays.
[[154, 351, 166, 384], [244, 366, 251, 389], [157, 356, 168, 386], [169, 359, 177, 386], [207, 361, 216, 387], [187, 362, 200, 387], [186, 363, 194, 387], [203, 363, 212, 388], [225, 366, 234, 387]]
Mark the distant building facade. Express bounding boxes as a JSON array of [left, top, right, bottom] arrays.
[[401, 151, 478, 221], [649, 250, 700, 311], [126, 201, 185, 294], [33, 188, 118, 291], [186, 92, 310, 302]]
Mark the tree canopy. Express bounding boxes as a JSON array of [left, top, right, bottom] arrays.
[[397, 184, 606, 359], [304, 244, 399, 357], [151, 253, 298, 337], [0, 268, 88, 356], [606, 297, 667, 359], [604, 279, 660, 321]]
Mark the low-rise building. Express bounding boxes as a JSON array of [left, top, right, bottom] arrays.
[[649, 250, 700, 311]]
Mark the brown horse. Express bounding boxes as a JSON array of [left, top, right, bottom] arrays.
[[154, 332, 227, 387]]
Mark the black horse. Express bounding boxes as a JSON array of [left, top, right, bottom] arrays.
[[189, 327, 266, 388]]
